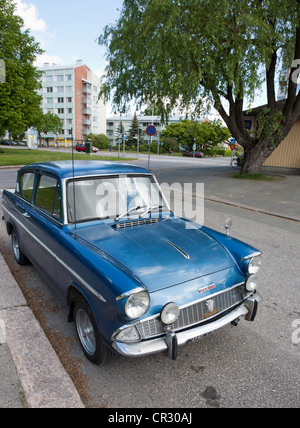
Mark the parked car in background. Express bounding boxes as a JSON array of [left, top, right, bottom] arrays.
[[75, 144, 99, 153], [183, 150, 204, 158], [2, 160, 262, 365], [1, 140, 17, 146]]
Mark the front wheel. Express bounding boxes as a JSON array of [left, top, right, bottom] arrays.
[[74, 297, 115, 365], [11, 229, 30, 266]]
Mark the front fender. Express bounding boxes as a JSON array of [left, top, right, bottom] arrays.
[[201, 225, 261, 275]]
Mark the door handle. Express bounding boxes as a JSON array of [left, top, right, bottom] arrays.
[[22, 212, 31, 218]]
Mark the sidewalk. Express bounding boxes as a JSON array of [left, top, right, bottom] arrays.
[[0, 252, 84, 408], [203, 172, 300, 222]]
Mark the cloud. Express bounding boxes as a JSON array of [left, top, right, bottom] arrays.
[[14, 0, 48, 33], [34, 53, 63, 68]]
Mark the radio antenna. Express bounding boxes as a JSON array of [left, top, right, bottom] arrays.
[[72, 139, 78, 239]]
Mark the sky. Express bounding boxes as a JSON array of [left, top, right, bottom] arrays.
[[13, 0, 268, 116], [14, 0, 124, 78]]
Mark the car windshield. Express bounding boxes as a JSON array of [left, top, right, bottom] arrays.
[[67, 174, 168, 223]]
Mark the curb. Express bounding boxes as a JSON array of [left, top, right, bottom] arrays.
[[204, 195, 300, 223], [0, 252, 85, 408]]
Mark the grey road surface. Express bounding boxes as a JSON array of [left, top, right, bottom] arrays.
[[0, 157, 299, 408]]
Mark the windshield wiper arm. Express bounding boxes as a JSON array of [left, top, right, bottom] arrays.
[[139, 205, 163, 218], [114, 205, 147, 222]]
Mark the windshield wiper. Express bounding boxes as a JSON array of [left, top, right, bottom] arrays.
[[139, 205, 163, 218], [114, 205, 147, 222]]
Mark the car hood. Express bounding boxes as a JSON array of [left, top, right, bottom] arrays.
[[77, 217, 235, 292]]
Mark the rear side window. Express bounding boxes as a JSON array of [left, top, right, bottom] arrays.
[[35, 174, 61, 221], [20, 172, 35, 202]]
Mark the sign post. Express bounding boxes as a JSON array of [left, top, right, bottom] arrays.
[[146, 125, 157, 170]]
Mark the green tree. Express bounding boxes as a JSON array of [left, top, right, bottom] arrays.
[[0, 0, 43, 138], [34, 110, 63, 145], [86, 133, 110, 149], [127, 112, 140, 146], [99, 0, 300, 173], [162, 119, 230, 150]]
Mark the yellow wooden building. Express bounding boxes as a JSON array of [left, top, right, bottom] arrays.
[[244, 101, 300, 171]]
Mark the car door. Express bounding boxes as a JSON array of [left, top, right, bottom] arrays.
[[24, 172, 62, 286]]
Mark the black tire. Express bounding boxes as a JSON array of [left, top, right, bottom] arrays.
[[74, 297, 115, 365], [11, 229, 30, 266]]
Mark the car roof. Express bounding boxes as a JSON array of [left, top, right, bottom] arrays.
[[19, 160, 151, 179]]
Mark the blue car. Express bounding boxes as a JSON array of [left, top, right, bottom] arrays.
[[2, 161, 262, 365]]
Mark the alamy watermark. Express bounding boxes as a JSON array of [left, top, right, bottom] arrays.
[[0, 59, 6, 84], [291, 319, 300, 345], [0, 319, 6, 344], [291, 59, 300, 85]]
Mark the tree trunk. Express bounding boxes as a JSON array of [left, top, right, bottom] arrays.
[[241, 139, 274, 174]]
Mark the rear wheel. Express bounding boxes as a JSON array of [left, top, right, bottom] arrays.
[[74, 297, 115, 365], [11, 229, 30, 266]]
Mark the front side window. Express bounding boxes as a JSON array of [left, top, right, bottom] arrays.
[[20, 172, 35, 202], [35, 174, 61, 221], [67, 175, 167, 223]]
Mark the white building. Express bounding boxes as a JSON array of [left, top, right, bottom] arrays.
[[106, 114, 204, 147], [38, 60, 106, 146]]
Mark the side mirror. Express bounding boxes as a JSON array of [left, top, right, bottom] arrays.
[[224, 218, 232, 236]]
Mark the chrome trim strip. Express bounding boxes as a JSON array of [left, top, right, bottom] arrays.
[[164, 239, 190, 260], [2, 205, 106, 302], [241, 251, 262, 262], [116, 286, 147, 301]]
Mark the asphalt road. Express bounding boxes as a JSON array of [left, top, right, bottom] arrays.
[[0, 157, 299, 408]]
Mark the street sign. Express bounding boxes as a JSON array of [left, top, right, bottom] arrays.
[[146, 125, 156, 136], [229, 144, 237, 151]]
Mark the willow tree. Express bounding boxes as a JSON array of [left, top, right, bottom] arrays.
[[99, 0, 300, 173]]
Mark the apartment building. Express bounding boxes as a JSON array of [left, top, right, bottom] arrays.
[[106, 114, 204, 147], [38, 60, 106, 146]]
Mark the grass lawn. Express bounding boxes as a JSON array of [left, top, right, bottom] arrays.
[[0, 148, 137, 167], [233, 172, 276, 181]]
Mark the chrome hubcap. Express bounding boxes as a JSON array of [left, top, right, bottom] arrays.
[[12, 233, 20, 260], [76, 309, 96, 356]]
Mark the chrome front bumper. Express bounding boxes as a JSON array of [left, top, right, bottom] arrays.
[[112, 293, 261, 359]]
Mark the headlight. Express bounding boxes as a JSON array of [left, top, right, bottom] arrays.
[[248, 255, 262, 274], [125, 291, 150, 320], [161, 302, 180, 325], [246, 274, 259, 292]]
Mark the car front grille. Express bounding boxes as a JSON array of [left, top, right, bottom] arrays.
[[136, 283, 247, 339]]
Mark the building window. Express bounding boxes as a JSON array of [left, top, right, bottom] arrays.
[[56, 75, 64, 81], [67, 97, 72, 103], [58, 108, 64, 114], [47, 98, 53, 104], [67, 119, 73, 124], [47, 87, 53, 93], [56, 86, 64, 93], [57, 98, 64, 103], [67, 108, 72, 114], [66, 74, 72, 81], [46, 76, 53, 82]]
